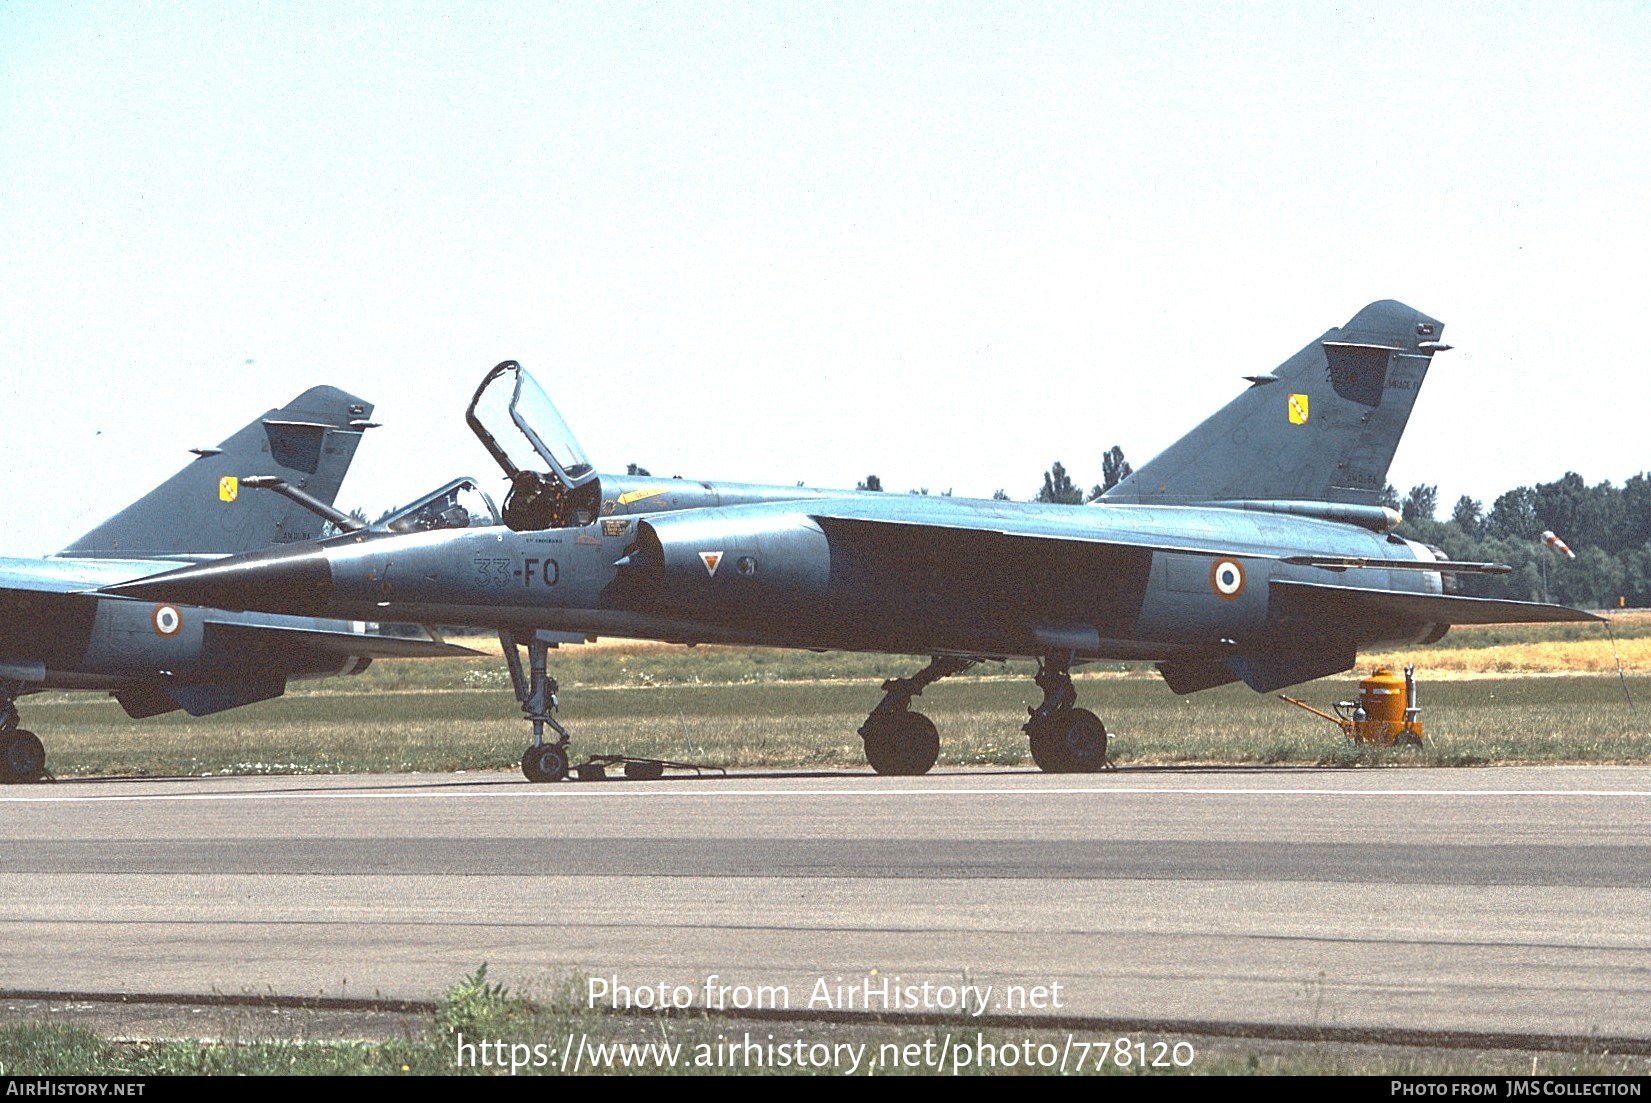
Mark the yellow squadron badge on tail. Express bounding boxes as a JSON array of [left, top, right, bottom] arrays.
[[1288, 393, 1309, 425]]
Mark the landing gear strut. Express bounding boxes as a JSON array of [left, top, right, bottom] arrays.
[[859, 655, 976, 776], [0, 684, 46, 784], [1023, 654, 1108, 773], [501, 629, 573, 782]]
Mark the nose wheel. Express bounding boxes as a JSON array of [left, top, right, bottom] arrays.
[[520, 742, 570, 784]]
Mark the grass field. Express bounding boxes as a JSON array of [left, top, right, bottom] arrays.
[[3, 968, 1645, 1077], [20, 613, 1651, 778]]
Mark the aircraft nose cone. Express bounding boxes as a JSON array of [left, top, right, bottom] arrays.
[[104, 548, 334, 618]]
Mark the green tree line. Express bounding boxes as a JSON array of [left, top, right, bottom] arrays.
[[1394, 473, 1651, 609]]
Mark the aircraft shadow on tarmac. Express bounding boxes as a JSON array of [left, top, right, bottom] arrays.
[[33, 761, 1392, 792]]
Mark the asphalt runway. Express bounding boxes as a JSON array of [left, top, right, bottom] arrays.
[[2, 766, 1648, 1041]]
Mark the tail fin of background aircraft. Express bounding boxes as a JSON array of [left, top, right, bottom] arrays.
[[59, 386, 374, 559], [1104, 300, 1446, 507]]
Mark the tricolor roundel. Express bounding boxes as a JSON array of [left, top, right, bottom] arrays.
[[1210, 559, 1245, 600]]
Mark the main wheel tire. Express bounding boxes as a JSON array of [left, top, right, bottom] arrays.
[[1028, 709, 1107, 773], [1, 730, 46, 784], [521, 743, 570, 783], [1060, 708, 1109, 772], [863, 712, 940, 776], [1026, 719, 1069, 773]]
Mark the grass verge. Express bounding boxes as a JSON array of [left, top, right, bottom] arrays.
[[24, 667, 1651, 779], [4, 968, 1648, 1077]]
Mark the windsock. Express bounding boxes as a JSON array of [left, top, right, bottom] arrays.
[[1541, 530, 1577, 559]]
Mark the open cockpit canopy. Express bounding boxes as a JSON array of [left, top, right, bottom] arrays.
[[465, 361, 601, 530]]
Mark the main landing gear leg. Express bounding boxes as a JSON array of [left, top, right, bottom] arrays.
[[859, 655, 976, 776], [1023, 654, 1108, 774], [502, 630, 573, 783], [0, 682, 46, 785]]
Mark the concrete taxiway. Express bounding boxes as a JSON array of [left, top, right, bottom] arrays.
[[1, 766, 1647, 1040]]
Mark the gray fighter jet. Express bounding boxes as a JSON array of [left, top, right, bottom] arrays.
[[0, 386, 474, 782], [107, 301, 1597, 781]]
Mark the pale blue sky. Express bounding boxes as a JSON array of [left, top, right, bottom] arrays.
[[3, 2, 1647, 554]]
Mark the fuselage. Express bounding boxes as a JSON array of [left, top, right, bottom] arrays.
[[0, 556, 386, 711], [126, 480, 1450, 667]]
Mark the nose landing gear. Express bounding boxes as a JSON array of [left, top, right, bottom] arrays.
[[501, 629, 574, 782]]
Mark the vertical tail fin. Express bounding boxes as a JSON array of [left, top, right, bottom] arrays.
[[1104, 300, 1446, 506], [59, 386, 374, 559]]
